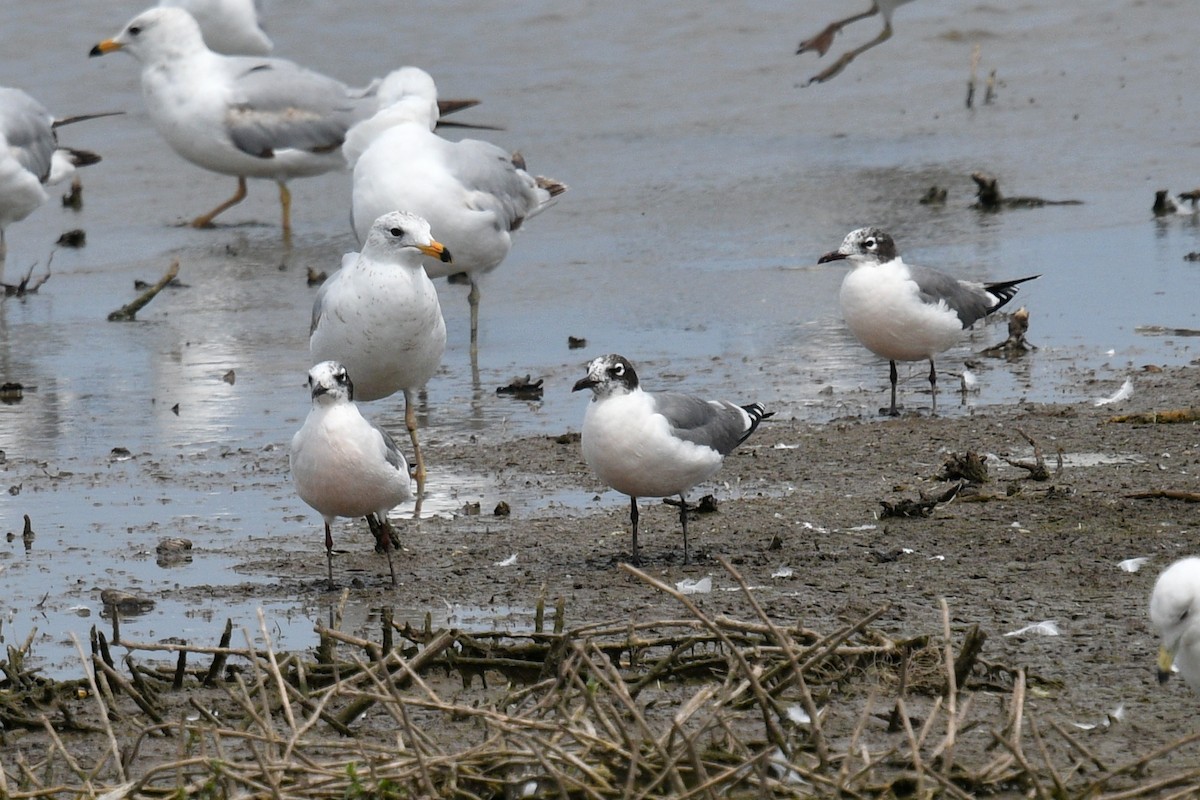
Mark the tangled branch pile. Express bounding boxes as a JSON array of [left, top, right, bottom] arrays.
[[2, 559, 1199, 799]]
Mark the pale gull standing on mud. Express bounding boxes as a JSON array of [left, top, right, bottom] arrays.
[[309, 211, 450, 510], [345, 70, 566, 357], [818, 227, 1037, 416], [290, 360, 412, 587], [1150, 556, 1200, 694], [572, 354, 772, 565], [0, 87, 101, 276]]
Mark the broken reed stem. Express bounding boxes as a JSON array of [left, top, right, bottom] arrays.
[[107, 259, 179, 321], [619, 562, 790, 757], [716, 555, 830, 768]]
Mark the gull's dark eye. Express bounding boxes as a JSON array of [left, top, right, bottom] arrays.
[[611, 363, 624, 377], [336, 369, 349, 384], [864, 237, 877, 250], [1182, 609, 1191, 623], [128, 25, 142, 36], [389, 227, 404, 237]]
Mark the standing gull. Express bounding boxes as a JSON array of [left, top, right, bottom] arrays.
[[309, 211, 450, 509], [0, 87, 101, 276], [1150, 557, 1200, 694], [290, 361, 412, 587], [572, 354, 772, 565], [797, 0, 916, 85], [346, 75, 566, 357], [819, 227, 1037, 416], [88, 7, 476, 235]]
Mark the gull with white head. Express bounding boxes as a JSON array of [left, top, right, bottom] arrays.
[[309, 211, 450, 510], [819, 227, 1037, 416], [1150, 557, 1200, 694], [346, 73, 566, 358], [89, 8, 477, 236], [572, 354, 772, 565]]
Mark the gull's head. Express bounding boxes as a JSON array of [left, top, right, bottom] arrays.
[[362, 211, 452, 265], [90, 7, 207, 63], [377, 67, 440, 123], [817, 227, 898, 267], [1150, 556, 1200, 689], [308, 361, 354, 406], [572, 354, 640, 399]]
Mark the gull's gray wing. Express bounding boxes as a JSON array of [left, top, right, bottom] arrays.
[[224, 58, 363, 158], [908, 264, 993, 328], [443, 137, 539, 229], [374, 423, 408, 473], [309, 254, 355, 335], [652, 391, 750, 456], [0, 88, 55, 181]]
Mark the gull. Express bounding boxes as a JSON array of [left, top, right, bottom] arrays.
[[572, 354, 772, 565], [0, 87, 101, 275], [88, 7, 478, 235], [309, 211, 450, 508], [819, 227, 1037, 416], [158, 0, 272, 55], [1150, 556, 1200, 694], [797, 0, 915, 85], [346, 74, 566, 357], [290, 360, 412, 586]]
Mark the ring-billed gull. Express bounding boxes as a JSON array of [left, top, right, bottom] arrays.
[[1150, 556, 1200, 693], [346, 73, 566, 357], [797, 0, 915, 85], [309, 211, 450, 510], [158, 0, 272, 55], [0, 87, 101, 274], [572, 354, 772, 565], [818, 227, 1037, 416], [290, 360, 412, 587], [89, 7, 474, 236]]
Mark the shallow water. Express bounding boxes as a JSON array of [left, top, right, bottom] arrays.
[[3, 0, 1200, 675]]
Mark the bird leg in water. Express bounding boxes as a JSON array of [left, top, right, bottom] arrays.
[[468, 277, 481, 359], [404, 388, 425, 517], [278, 181, 291, 236], [191, 176, 247, 228]]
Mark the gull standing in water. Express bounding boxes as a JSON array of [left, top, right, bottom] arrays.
[[89, 7, 476, 236], [346, 72, 566, 358], [309, 211, 450, 510], [290, 361, 412, 587], [1150, 557, 1200, 694], [797, 0, 916, 85], [573, 354, 772, 565], [819, 227, 1037, 416], [0, 87, 101, 277]]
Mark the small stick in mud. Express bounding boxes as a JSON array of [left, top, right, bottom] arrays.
[[1002, 427, 1062, 481], [107, 259, 179, 321]]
